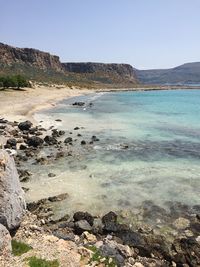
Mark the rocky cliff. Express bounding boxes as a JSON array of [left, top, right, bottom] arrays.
[[63, 62, 137, 82], [0, 43, 138, 87], [0, 43, 63, 72]]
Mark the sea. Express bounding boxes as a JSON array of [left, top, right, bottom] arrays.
[[25, 89, 200, 219]]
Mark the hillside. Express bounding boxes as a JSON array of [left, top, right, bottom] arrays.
[[0, 43, 138, 88], [136, 62, 200, 85]]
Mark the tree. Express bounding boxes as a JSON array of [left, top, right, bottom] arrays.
[[0, 75, 30, 89]]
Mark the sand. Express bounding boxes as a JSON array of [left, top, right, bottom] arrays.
[[0, 85, 91, 122]]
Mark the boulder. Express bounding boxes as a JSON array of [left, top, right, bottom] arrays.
[[18, 120, 32, 131], [6, 138, 17, 148], [102, 211, 117, 224], [27, 136, 44, 147], [0, 150, 26, 230], [73, 211, 94, 226], [74, 220, 92, 234], [0, 223, 11, 257]]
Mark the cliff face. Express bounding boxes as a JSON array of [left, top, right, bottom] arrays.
[[0, 43, 63, 72], [62, 62, 137, 82], [0, 43, 138, 87]]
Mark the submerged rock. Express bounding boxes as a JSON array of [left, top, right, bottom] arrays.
[[81, 140, 86, 145], [0, 150, 26, 230], [64, 137, 73, 144], [48, 193, 69, 202], [91, 135, 100, 142], [173, 217, 190, 230]]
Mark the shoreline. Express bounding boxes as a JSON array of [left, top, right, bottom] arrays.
[[1, 87, 200, 266], [1, 85, 200, 123], [0, 85, 92, 122]]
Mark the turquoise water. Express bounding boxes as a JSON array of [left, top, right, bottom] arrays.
[[29, 90, 200, 216]]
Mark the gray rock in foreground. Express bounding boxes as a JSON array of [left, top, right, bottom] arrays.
[[0, 223, 11, 257], [0, 150, 26, 230]]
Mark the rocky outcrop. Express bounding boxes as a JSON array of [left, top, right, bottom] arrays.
[[0, 150, 26, 230], [0, 43, 139, 86], [0, 224, 11, 257], [0, 43, 63, 72], [62, 62, 137, 82]]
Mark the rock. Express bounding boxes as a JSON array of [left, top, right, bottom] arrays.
[[99, 240, 125, 266], [91, 136, 100, 142], [73, 211, 94, 226], [19, 144, 27, 150], [44, 135, 57, 145], [172, 237, 200, 266], [133, 263, 144, 267], [48, 173, 56, 178], [92, 218, 104, 234], [81, 140, 86, 145], [55, 119, 62, 122], [0, 118, 8, 124], [74, 127, 80, 130], [18, 120, 32, 131], [6, 138, 17, 148], [51, 129, 60, 137], [18, 169, 32, 182], [29, 127, 38, 134], [116, 229, 149, 257], [64, 137, 73, 144], [27, 136, 44, 147], [74, 220, 92, 234], [55, 151, 65, 159], [173, 217, 190, 230], [0, 150, 26, 230], [190, 222, 200, 235], [82, 231, 97, 242], [72, 102, 85, 107], [58, 130, 65, 136], [53, 231, 75, 241], [0, 223, 11, 256], [48, 193, 69, 202], [102, 211, 117, 224]]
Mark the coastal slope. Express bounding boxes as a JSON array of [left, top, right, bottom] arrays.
[[136, 62, 200, 85], [0, 43, 138, 88]]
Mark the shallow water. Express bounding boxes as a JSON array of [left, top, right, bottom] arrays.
[[27, 90, 200, 217]]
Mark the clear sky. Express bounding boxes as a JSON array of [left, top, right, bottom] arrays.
[[1, 0, 200, 69]]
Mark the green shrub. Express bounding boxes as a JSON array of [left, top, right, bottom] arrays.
[[28, 256, 59, 267], [0, 74, 30, 89], [11, 240, 32, 256]]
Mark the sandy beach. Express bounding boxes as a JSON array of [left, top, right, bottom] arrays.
[[0, 85, 92, 122]]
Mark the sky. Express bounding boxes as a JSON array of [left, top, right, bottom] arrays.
[[1, 0, 200, 69]]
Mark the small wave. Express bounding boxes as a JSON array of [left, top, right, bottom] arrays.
[[88, 92, 106, 102], [94, 144, 129, 151]]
